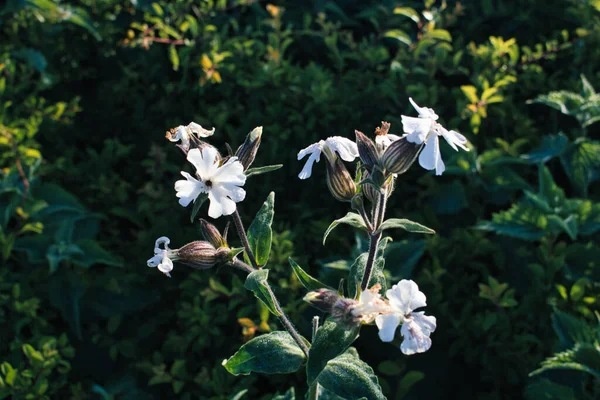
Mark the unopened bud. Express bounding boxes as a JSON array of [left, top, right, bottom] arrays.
[[235, 126, 262, 170], [304, 289, 341, 313], [200, 219, 227, 248], [331, 298, 361, 327], [355, 130, 379, 169], [174, 241, 221, 269], [382, 137, 423, 174], [326, 157, 357, 202]]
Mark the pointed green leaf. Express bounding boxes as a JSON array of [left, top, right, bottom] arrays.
[[306, 320, 359, 386], [316, 348, 385, 400], [247, 192, 274, 267], [289, 258, 333, 291], [323, 212, 368, 245], [244, 269, 281, 317], [393, 7, 420, 23], [245, 164, 283, 177], [377, 218, 435, 235], [531, 343, 600, 378], [48, 272, 85, 340], [222, 331, 306, 376], [272, 387, 295, 400], [383, 29, 412, 46]]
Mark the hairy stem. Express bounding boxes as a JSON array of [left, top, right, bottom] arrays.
[[230, 258, 255, 273], [357, 203, 374, 232], [231, 209, 259, 269], [360, 189, 387, 291], [308, 316, 320, 400], [231, 208, 309, 357]]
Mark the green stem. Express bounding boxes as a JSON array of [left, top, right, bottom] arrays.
[[230, 258, 255, 273], [360, 189, 387, 291], [232, 209, 259, 269], [231, 209, 309, 357], [308, 316, 320, 400]]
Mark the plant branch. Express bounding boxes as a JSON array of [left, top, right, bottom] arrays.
[[231, 209, 259, 269], [231, 208, 309, 357], [360, 189, 387, 291], [230, 258, 255, 273], [308, 316, 320, 400]]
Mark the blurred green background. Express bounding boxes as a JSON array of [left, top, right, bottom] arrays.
[[1, 0, 600, 399]]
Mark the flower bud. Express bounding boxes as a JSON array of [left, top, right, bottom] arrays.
[[235, 126, 262, 170], [174, 241, 220, 269], [326, 157, 357, 202], [304, 289, 341, 313], [200, 219, 227, 248], [331, 298, 361, 327], [355, 130, 379, 169], [381, 137, 423, 175]]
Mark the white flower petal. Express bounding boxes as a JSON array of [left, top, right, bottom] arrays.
[[409, 98, 439, 120], [157, 256, 173, 276], [376, 313, 401, 342], [402, 116, 433, 144], [418, 134, 445, 175], [147, 253, 163, 267], [187, 147, 219, 178], [386, 280, 427, 315], [375, 134, 401, 149], [297, 142, 323, 161], [154, 236, 170, 250], [174, 171, 205, 207], [298, 150, 321, 179], [399, 313, 436, 355], [187, 122, 215, 138], [212, 157, 246, 185], [325, 136, 359, 162], [441, 129, 469, 152], [220, 183, 246, 202], [207, 190, 224, 218]]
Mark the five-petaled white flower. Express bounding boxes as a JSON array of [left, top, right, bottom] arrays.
[[147, 236, 175, 277], [174, 147, 246, 219], [375, 280, 437, 355], [402, 98, 469, 175], [167, 122, 215, 151], [297, 136, 358, 179]]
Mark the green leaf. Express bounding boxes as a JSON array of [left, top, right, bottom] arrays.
[[315, 348, 385, 400], [72, 239, 124, 268], [527, 91, 586, 116], [384, 240, 426, 280], [538, 165, 565, 207], [547, 215, 578, 240], [560, 140, 600, 197], [581, 74, 596, 98], [306, 319, 359, 386], [347, 237, 392, 298], [397, 371, 425, 399], [531, 343, 600, 378], [247, 192, 274, 267], [475, 201, 548, 240], [245, 164, 283, 177], [551, 311, 596, 348], [244, 269, 281, 317], [289, 258, 333, 291], [378, 218, 435, 235], [323, 212, 368, 245], [222, 331, 306, 376], [460, 85, 478, 103], [521, 134, 569, 164], [427, 29, 452, 42], [525, 379, 577, 400], [393, 7, 420, 23], [383, 30, 412, 46], [169, 45, 180, 71], [190, 193, 208, 223], [231, 390, 249, 400], [48, 272, 85, 339]]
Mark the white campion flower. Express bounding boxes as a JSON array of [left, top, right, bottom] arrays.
[[401, 98, 469, 175], [350, 284, 392, 324], [147, 236, 175, 277], [297, 136, 358, 179], [174, 147, 246, 219], [375, 280, 437, 355], [375, 133, 401, 150], [166, 122, 215, 151]]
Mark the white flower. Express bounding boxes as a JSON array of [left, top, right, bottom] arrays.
[[401, 97, 469, 175], [375, 280, 437, 355], [350, 284, 391, 324], [375, 133, 402, 150], [147, 236, 175, 277], [297, 136, 358, 179], [167, 122, 215, 151], [174, 147, 246, 219]]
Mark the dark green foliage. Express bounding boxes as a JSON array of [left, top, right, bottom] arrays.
[[1, 0, 600, 398]]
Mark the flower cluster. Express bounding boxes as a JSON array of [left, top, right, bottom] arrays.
[[306, 280, 437, 355]]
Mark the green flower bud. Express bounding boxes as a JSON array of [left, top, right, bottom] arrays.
[[381, 137, 423, 175], [200, 219, 227, 248], [331, 298, 361, 327], [355, 130, 379, 169], [235, 126, 262, 170], [174, 241, 221, 269], [326, 157, 357, 202]]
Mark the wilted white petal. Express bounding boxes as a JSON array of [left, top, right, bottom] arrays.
[[386, 280, 427, 315], [298, 146, 322, 179], [375, 134, 402, 149], [399, 313, 436, 355], [402, 116, 433, 144], [157, 256, 174, 277], [174, 171, 206, 207], [409, 98, 439, 120], [376, 313, 401, 342], [418, 134, 445, 175], [441, 129, 469, 152], [147, 253, 163, 267], [325, 136, 359, 162], [187, 122, 215, 138]]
